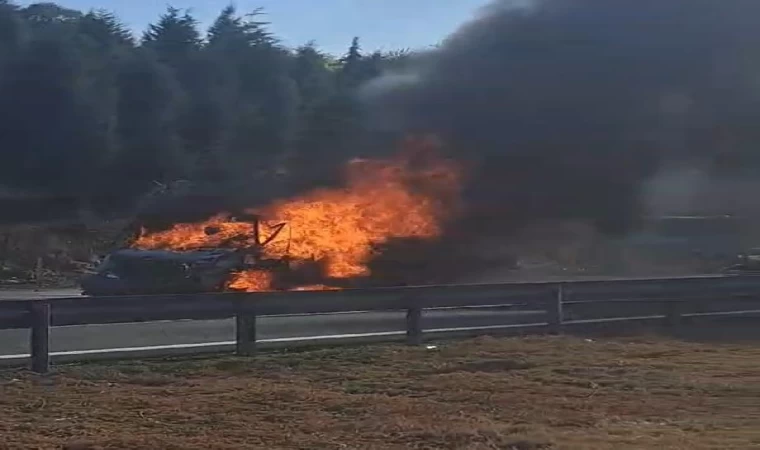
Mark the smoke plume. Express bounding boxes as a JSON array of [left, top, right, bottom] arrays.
[[126, 1, 760, 287], [366, 0, 760, 236]]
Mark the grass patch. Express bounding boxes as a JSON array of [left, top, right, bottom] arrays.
[[1, 335, 759, 449]]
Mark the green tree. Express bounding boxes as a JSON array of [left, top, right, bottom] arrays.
[[106, 49, 186, 205], [0, 34, 106, 200], [0, 0, 24, 68], [74, 10, 135, 181], [21, 2, 80, 24], [205, 6, 299, 178], [0, 1, 402, 214], [337, 36, 362, 90], [288, 37, 386, 187], [292, 42, 334, 108], [142, 6, 200, 67], [207, 6, 272, 52], [77, 10, 133, 50]]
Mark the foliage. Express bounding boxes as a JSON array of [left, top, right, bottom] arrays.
[[0, 2, 403, 218]]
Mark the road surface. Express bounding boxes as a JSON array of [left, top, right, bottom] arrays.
[[0, 288, 81, 300]]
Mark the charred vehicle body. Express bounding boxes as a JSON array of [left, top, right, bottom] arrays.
[[79, 248, 276, 295], [80, 214, 324, 295]]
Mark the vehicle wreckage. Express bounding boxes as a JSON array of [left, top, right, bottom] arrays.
[[80, 214, 327, 295]]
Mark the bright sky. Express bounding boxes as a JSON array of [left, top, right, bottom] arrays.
[[32, 0, 492, 55]]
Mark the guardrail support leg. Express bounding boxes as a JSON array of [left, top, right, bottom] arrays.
[[547, 285, 564, 335], [666, 301, 682, 329], [406, 306, 422, 346], [235, 301, 257, 356], [30, 302, 51, 374]]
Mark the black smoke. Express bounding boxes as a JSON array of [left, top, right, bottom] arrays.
[[365, 0, 760, 236]]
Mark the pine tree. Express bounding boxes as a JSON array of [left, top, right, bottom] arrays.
[[142, 6, 201, 65], [77, 10, 133, 50], [204, 6, 298, 179], [292, 42, 334, 108], [21, 2, 80, 25], [0, 34, 106, 199], [207, 5, 273, 51], [0, 0, 24, 71], [74, 10, 136, 202], [108, 49, 186, 204], [0, 1, 402, 212], [337, 36, 363, 90]]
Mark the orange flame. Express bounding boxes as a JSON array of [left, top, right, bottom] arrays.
[[133, 213, 258, 251], [132, 136, 461, 291], [226, 270, 273, 292]]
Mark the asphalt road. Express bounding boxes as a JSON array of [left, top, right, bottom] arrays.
[[0, 288, 82, 300]]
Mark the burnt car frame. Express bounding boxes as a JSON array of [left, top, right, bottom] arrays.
[[80, 215, 305, 296]]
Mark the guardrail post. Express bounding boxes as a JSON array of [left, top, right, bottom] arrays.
[[547, 284, 564, 334], [235, 299, 257, 356], [406, 300, 423, 346], [30, 301, 51, 374], [665, 301, 682, 329]]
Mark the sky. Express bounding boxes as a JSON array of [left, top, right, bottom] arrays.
[[29, 0, 492, 55]]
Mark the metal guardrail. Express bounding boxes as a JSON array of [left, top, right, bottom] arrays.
[[2, 274, 760, 373]]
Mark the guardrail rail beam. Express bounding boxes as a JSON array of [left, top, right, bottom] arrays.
[[0, 275, 759, 370]]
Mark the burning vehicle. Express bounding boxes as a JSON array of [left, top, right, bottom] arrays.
[[80, 248, 273, 296], [80, 138, 462, 295], [79, 215, 312, 295]]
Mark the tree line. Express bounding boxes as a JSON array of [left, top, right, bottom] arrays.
[[0, 1, 409, 217]]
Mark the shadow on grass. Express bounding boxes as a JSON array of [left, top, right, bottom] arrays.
[[568, 316, 760, 344]]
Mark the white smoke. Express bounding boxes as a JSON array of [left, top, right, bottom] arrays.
[[358, 71, 423, 131]]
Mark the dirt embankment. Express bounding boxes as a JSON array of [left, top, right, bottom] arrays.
[[0, 221, 129, 288]]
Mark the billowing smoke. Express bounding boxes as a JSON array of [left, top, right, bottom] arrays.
[[120, 1, 760, 286], [365, 0, 760, 237]]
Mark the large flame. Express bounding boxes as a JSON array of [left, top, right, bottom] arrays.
[[132, 136, 461, 291]]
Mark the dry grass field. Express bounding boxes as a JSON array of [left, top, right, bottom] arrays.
[[1, 333, 759, 450]]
